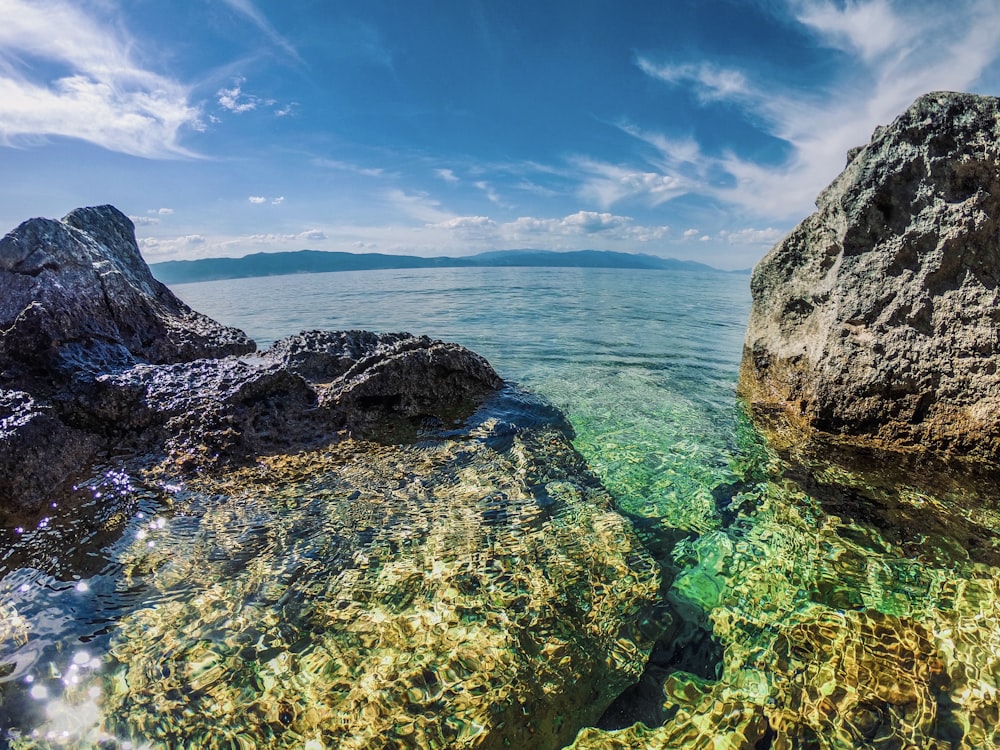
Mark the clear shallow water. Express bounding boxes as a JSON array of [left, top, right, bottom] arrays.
[[3, 266, 1000, 749], [172, 267, 750, 531]]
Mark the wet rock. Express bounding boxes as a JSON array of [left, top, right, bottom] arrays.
[[0, 390, 99, 519], [97, 397, 662, 750], [265, 329, 412, 382], [739, 92, 1000, 461], [0, 207, 502, 516], [0, 205, 254, 385], [265, 329, 503, 432]]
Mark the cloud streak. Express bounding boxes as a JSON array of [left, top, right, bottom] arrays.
[[219, 0, 304, 64], [625, 0, 1000, 221], [0, 0, 201, 158], [431, 210, 670, 244]]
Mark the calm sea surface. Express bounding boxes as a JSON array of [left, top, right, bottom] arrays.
[[4, 266, 1000, 748], [172, 267, 751, 528]]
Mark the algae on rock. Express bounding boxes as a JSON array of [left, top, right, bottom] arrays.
[[8, 393, 662, 750]]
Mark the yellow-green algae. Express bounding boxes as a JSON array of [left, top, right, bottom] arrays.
[[9, 418, 661, 749], [568, 417, 1000, 750]]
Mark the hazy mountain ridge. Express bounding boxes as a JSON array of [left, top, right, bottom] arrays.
[[150, 248, 733, 284]]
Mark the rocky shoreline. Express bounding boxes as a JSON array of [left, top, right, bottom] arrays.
[[0, 206, 662, 748], [0, 205, 504, 519]]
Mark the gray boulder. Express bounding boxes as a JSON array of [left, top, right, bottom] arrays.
[[739, 91, 1000, 461], [0, 206, 503, 517], [0, 205, 254, 385]]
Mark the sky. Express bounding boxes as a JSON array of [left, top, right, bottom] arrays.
[[1, 1, 999, 270]]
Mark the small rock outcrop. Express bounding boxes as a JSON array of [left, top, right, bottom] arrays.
[[0, 207, 502, 517], [739, 91, 1000, 461]]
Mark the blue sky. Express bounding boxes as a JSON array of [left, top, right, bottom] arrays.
[[1, 1, 999, 270]]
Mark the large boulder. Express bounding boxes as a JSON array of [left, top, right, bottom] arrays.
[[0, 205, 254, 384], [739, 91, 1000, 461], [0, 207, 503, 517]]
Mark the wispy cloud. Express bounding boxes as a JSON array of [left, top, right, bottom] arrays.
[[312, 158, 385, 177], [435, 168, 460, 183], [574, 156, 689, 209], [218, 80, 260, 113], [216, 77, 292, 117], [248, 196, 267, 204], [635, 58, 752, 103], [625, 0, 1000, 221], [0, 0, 200, 158], [384, 189, 453, 223], [474, 181, 507, 206], [795, 0, 907, 62], [219, 0, 304, 64]]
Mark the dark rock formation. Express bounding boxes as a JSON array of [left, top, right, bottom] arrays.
[[739, 91, 1000, 461], [0, 207, 662, 750], [0, 205, 254, 384], [0, 206, 502, 517]]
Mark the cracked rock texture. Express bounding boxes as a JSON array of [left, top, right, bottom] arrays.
[[739, 91, 1000, 461], [0, 207, 502, 517]]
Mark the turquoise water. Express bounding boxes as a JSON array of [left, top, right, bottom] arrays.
[[5, 265, 1000, 748], [171, 267, 751, 531]]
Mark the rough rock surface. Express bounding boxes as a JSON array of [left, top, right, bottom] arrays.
[[739, 91, 1000, 460], [0, 207, 502, 517], [0, 207, 662, 750]]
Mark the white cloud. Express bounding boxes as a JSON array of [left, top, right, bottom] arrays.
[[796, 0, 905, 62], [683, 228, 700, 239], [435, 168, 460, 183], [718, 227, 786, 246], [635, 58, 752, 102], [248, 196, 267, 204], [156, 208, 174, 215], [430, 216, 499, 239], [575, 158, 689, 209], [298, 229, 326, 241], [0, 0, 200, 158], [627, 0, 1000, 221], [218, 80, 259, 113], [432, 211, 670, 245], [312, 158, 384, 177], [384, 189, 453, 223], [138, 234, 204, 260], [272, 196, 285, 205], [219, 0, 303, 64], [129, 216, 159, 226], [474, 180, 506, 206]]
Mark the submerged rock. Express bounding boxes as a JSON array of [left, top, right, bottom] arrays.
[[92, 400, 662, 750], [739, 92, 1000, 461], [0, 205, 662, 747]]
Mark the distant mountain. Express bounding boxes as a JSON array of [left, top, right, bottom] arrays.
[[150, 248, 723, 285]]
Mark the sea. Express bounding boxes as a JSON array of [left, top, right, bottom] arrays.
[[2, 265, 999, 749]]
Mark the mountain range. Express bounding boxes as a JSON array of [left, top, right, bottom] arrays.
[[150, 249, 735, 285]]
